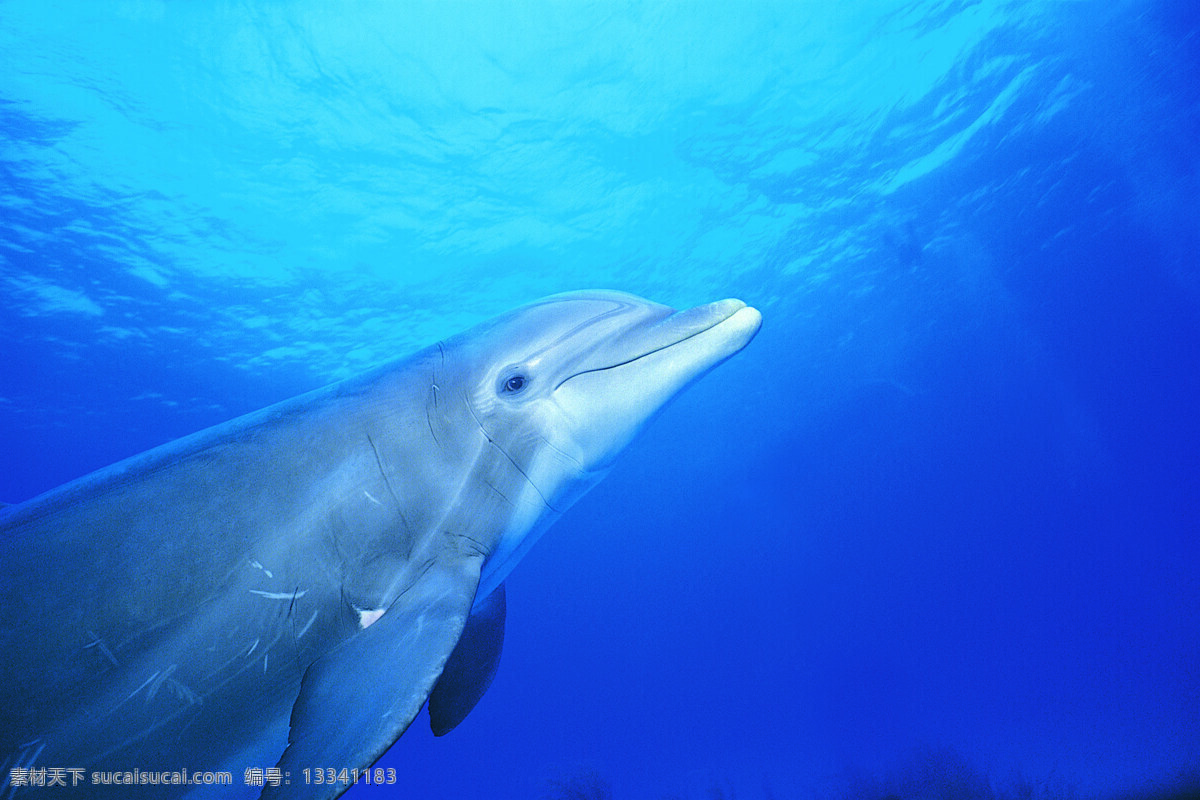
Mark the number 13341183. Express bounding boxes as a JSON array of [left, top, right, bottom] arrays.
[[302, 767, 397, 786]]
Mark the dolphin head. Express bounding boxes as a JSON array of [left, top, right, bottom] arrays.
[[435, 290, 761, 599]]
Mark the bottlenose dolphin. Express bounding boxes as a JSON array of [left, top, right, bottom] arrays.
[[0, 290, 760, 799]]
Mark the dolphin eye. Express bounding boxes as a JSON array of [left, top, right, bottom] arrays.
[[500, 373, 528, 394]]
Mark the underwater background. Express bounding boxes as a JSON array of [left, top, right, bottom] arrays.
[[1, 1, 1197, 799]]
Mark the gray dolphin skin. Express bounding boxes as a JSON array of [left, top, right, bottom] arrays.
[[0, 290, 761, 799]]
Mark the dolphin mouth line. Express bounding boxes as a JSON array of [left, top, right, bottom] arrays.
[[555, 301, 746, 389]]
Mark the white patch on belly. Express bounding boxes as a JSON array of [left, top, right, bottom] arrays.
[[357, 607, 386, 629]]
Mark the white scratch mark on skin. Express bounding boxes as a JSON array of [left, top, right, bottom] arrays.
[[126, 671, 159, 702], [363, 490, 382, 506], [146, 664, 177, 702], [263, 653, 269, 673], [249, 589, 306, 600], [17, 737, 45, 752], [246, 638, 260, 657], [357, 608, 386, 629], [83, 630, 119, 667], [8, 740, 46, 786], [296, 609, 319, 639], [249, 560, 274, 578], [167, 677, 198, 705]]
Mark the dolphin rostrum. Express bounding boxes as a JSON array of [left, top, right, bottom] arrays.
[[0, 291, 761, 798]]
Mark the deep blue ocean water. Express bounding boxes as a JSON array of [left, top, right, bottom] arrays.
[[2, 1, 1198, 799]]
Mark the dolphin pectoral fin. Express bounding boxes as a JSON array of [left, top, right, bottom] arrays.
[[428, 582, 506, 736], [263, 555, 483, 800]]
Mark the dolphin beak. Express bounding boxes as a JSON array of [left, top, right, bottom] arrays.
[[559, 298, 761, 388], [638, 297, 762, 372], [667, 298, 762, 350], [548, 295, 760, 478]]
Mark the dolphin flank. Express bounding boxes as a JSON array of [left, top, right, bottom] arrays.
[[0, 290, 761, 799]]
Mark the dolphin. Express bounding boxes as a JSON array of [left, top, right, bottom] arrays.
[[0, 290, 760, 798]]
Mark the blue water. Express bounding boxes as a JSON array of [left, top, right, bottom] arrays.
[[2, 1, 1198, 799]]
